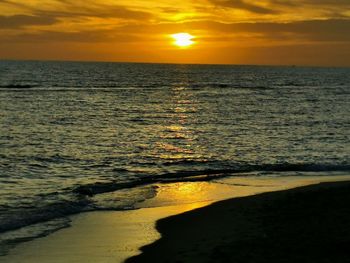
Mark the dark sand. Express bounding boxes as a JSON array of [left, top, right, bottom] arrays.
[[127, 181, 350, 263]]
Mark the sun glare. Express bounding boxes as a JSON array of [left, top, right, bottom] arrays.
[[171, 33, 195, 47]]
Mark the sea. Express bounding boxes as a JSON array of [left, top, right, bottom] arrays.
[[0, 60, 349, 254]]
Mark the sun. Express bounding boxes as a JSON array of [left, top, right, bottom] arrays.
[[171, 33, 195, 47]]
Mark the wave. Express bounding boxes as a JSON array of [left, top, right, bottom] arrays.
[[0, 84, 328, 92], [0, 218, 70, 256], [0, 199, 90, 234], [187, 83, 272, 90], [1, 162, 349, 236], [73, 163, 350, 196], [0, 83, 314, 91], [0, 84, 36, 89]]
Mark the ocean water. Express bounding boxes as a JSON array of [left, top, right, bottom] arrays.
[[0, 61, 349, 253]]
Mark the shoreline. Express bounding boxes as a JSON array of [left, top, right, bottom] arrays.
[[2, 175, 350, 262], [127, 180, 350, 263]]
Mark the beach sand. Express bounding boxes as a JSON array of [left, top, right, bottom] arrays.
[[128, 180, 350, 263], [2, 175, 350, 263]]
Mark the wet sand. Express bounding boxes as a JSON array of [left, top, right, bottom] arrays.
[[127, 181, 350, 263]]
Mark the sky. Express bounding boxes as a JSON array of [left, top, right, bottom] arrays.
[[0, 0, 349, 66]]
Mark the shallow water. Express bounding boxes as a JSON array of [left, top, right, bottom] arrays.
[[0, 61, 349, 251]]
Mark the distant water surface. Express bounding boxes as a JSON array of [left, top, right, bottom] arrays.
[[0, 61, 349, 253]]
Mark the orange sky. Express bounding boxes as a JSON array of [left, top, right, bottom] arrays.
[[0, 0, 349, 66]]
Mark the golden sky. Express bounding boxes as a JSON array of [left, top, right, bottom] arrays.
[[0, 0, 349, 66]]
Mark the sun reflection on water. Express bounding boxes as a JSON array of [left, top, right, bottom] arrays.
[[154, 84, 203, 164]]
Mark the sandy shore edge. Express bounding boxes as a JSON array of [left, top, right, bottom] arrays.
[[127, 180, 350, 263]]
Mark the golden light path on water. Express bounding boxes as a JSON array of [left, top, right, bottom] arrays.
[[155, 84, 203, 162]]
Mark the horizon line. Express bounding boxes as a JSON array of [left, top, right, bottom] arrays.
[[0, 58, 349, 69]]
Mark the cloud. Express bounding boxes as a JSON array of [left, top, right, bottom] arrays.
[[47, 4, 153, 20], [207, 0, 350, 18], [0, 14, 57, 29], [209, 0, 277, 14], [272, 0, 350, 6], [0, 1, 154, 27], [186, 19, 350, 42], [1, 30, 143, 43]]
